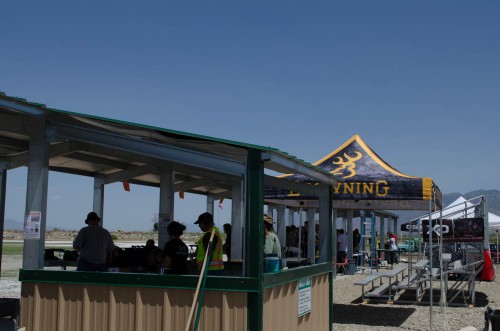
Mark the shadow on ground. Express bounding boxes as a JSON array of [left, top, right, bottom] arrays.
[[348, 289, 489, 308], [396, 289, 489, 307], [333, 303, 416, 327], [473, 291, 489, 307]]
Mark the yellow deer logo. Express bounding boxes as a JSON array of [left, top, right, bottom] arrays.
[[331, 152, 363, 179]]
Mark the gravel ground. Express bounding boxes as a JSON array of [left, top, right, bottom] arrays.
[[0, 255, 22, 298], [332, 264, 500, 331]]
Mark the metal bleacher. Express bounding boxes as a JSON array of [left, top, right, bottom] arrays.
[[355, 195, 487, 306]]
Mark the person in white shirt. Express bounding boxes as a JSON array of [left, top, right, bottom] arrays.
[[386, 232, 398, 264], [336, 229, 348, 263]]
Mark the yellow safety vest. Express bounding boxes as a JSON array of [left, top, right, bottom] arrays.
[[196, 226, 224, 271]]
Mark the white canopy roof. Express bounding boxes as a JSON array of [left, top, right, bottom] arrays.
[[489, 212, 500, 232], [423, 196, 475, 220], [428, 196, 500, 231]]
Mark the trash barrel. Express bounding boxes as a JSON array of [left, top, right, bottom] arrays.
[[0, 298, 19, 330], [485, 306, 500, 331], [0, 298, 19, 319], [347, 259, 356, 275]]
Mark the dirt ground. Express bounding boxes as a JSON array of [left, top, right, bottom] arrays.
[[332, 264, 500, 330], [0, 255, 23, 298]]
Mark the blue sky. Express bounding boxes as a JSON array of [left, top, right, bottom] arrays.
[[1, 2, 499, 232]]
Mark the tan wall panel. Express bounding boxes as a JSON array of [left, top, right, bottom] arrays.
[[164, 288, 193, 331], [222, 290, 248, 331], [20, 282, 35, 331], [84, 285, 111, 331], [178, 290, 248, 331], [198, 290, 222, 330], [57, 284, 83, 331], [35, 283, 59, 331], [20, 283, 248, 331], [263, 274, 330, 331], [110, 286, 136, 331], [135, 286, 164, 330]]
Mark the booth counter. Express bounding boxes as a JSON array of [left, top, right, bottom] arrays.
[[19, 263, 331, 331]]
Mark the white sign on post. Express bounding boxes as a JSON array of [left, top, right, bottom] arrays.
[[158, 213, 171, 236], [298, 277, 312, 317], [24, 211, 41, 239]]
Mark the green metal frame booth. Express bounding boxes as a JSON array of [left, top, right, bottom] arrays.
[[0, 92, 340, 331]]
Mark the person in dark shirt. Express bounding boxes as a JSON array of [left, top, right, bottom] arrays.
[[353, 228, 361, 253], [142, 246, 163, 273], [222, 223, 232, 262], [141, 239, 162, 273], [73, 211, 115, 272], [144, 239, 158, 253], [162, 221, 189, 274]]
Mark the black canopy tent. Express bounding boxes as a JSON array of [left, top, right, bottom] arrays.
[[265, 134, 442, 210]]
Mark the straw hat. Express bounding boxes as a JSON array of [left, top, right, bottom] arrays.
[[263, 214, 274, 225]]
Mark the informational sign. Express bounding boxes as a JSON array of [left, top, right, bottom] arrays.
[[158, 213, 171, 236], [298, 277, 312, 317], [422, 218, 484, 242], [452, 217, 484, 242], [24, 211, 41, 239], [400, 221, 422, 233]]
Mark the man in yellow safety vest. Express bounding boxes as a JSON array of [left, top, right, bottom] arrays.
[[194, 212, 224, 275]]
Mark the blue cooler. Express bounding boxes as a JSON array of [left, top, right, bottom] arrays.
[[264, 257, 280, 273]]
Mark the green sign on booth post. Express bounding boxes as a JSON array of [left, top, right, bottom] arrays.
[[298, 277, 312, 317]]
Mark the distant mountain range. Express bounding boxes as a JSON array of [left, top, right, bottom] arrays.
[[397, 189, 500, 222], [3, 218, 24, 230]]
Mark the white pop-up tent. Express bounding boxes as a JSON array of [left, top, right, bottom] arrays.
[[489, 212, 500, 231], [424, 196, 500, 246], [424, 196, 474, 220], [436, 196, 500, 231]]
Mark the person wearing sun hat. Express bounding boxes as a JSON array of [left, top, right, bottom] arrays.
[[263, 214, 281, 258], [73, 211, 115, 272]]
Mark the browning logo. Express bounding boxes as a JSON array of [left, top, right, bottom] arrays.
[[284, 150, 392, 198], [331, 152, 362, 178], [333, 180, 389, 197]]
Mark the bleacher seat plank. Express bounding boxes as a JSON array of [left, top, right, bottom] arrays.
[[365, 283, 391, 297]]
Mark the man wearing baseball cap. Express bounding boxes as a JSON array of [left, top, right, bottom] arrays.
[[73, 211, 115, 272], [194, 212, 224, 275]]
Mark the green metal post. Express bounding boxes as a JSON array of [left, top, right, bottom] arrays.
[[246, 149, 264, 331], [0, 168, 6, 278], [324, 185, 333, 331]]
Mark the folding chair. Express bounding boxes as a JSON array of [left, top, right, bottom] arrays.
[[334, 255, 349, 274], [367, 256, 381, 272]]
